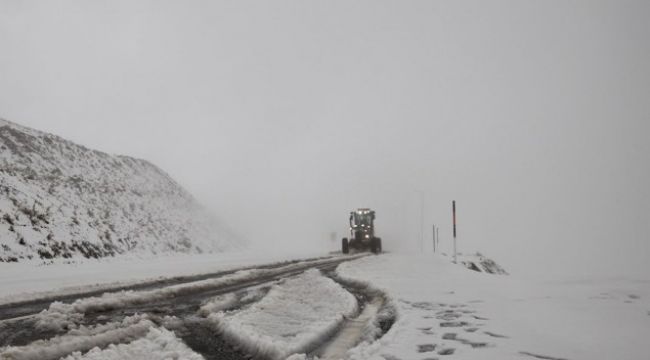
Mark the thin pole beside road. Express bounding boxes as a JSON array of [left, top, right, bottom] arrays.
[[453, 200, 457, 263], [432, 224, 436, 253]]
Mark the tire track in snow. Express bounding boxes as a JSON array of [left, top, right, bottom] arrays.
[[0, 255, 343, 322], [311, 272, 397, 360], [1, 255, 370, 360]]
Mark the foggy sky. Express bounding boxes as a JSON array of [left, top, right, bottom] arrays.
[[1, 0, 649, 279]]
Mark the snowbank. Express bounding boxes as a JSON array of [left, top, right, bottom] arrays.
[[198, 293, 238, 316], [208, 269, 358, 359], [62, 327, 203, 360], [1, 315, 154, 360], [456, 252, 509, 275], [35, 268, 262, 328]]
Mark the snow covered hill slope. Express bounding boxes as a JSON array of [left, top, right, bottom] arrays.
[[0, 118, 239, 262]]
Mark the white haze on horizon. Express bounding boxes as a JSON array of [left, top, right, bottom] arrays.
[[1, 0, 649, 280]]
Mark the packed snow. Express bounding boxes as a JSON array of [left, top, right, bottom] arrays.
[[208, 269, 358, 360], [1, 314, 204, 360], [198, 293, 239, 316], [61, 327, 203, 360], [2, 315, 155, 360]]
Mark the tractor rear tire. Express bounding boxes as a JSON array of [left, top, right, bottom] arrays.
[[371, 237, 382, 254], [342, 238, 349, 254]]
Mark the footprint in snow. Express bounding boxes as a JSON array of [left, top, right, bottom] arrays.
[[436, 312, 462, 321], [417, 344, 437, 353], [442, 332, 489, 349], [519, 351, 568, 360], [437, 348, 455, 355], [484, 331, 509, 338], [440, 321, 469, 328], [411, 301, 437, 310]]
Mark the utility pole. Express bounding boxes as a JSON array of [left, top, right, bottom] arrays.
[[453, 200, 457, 263], [418, 191, 424, 252], [432, 224, 436, 253]]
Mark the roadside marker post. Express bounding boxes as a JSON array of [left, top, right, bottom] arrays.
[[432, 224, 436, 253], [436, 228, 440, 250], [453, 201, 457, 264]]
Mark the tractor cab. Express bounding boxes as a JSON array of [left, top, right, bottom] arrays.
[[349, 209, 375, 230]]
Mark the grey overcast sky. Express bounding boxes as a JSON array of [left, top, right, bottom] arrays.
[[1, 1, 649, 279]]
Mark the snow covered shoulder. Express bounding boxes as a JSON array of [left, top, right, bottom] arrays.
[[336, 253, 650, 360]]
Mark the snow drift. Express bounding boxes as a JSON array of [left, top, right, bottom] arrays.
[[61, 326, 204, 360], [0, 118, 239, 262], [457, 253, 508, 275], [1, 315, 154, 360]]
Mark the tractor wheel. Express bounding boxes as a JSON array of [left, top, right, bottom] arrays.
[[342, 238, 349, 254], [371, 237, 382, 254]]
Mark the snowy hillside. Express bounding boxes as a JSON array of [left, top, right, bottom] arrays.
[[0, 119, 239, 262]]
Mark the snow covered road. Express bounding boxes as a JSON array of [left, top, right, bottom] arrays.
[[2, 252, 648, 360], [0, 255, 359, 322], [0, 254, 380, 360]]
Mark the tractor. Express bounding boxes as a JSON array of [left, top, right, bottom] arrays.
[[342, 208, 382, 254]]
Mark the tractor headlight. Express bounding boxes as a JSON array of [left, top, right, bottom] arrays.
[[365, 234, 370, 238]]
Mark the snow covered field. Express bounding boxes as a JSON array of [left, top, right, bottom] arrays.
[[337, 253, 650, 360]]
